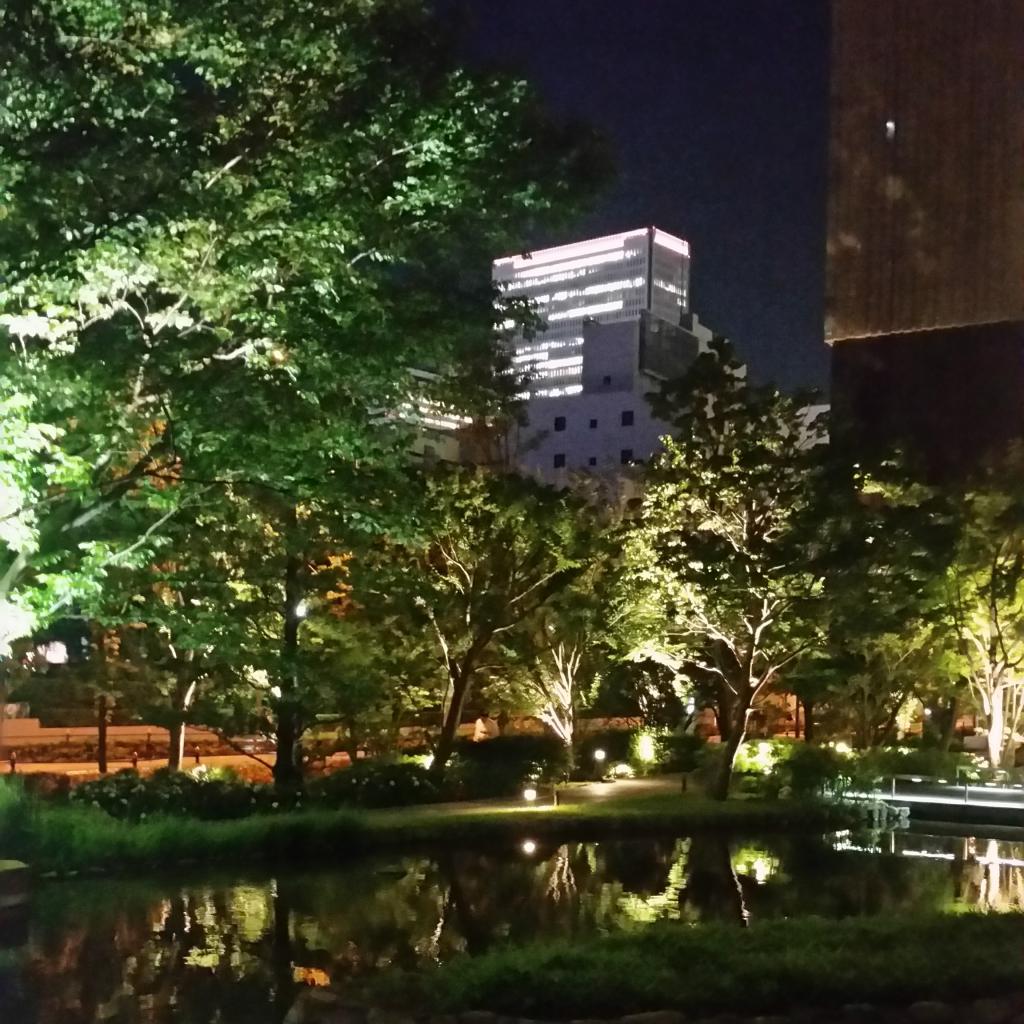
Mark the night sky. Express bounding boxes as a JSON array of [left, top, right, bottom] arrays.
[[453, 0, 832, 392]]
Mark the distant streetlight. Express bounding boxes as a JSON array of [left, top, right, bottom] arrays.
[[523, 787, 538, 803]]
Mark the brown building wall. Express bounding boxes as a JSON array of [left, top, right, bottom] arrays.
[[831, 320, 1024, 476], [827, 0, 1024, 343]]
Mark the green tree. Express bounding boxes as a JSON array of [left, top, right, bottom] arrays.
[[622, 340, 828, 799], [809, 459, 957, 747], [357, 467, 591, 774], [948, 469, 1024, 768], [0, 0, 606, 670]]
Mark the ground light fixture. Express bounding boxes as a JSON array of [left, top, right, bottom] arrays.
[[523, 787, 538, 803], [521, 839, 537, 855], [593, 748, 606, 764]]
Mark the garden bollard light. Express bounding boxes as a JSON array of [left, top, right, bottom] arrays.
[[8, 750, 16, 774], [131, 750, 139, 769], [194, 745, 201, 766], [681, 774, 688, 793]]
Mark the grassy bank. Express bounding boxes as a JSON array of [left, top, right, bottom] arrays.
[[0, 787, 844, 875], [374, 913, 1024, 1018]]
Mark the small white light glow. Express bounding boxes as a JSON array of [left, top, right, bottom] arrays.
[[521, 839, 537, 855], [885, 119, 896, 139], [43, 640, 68, 665], [593, 748, 607, 763], [636, 733, 657, 764], [270, 686, 282, 699], [523, 787, 538, 802], [295, 600, 309, 619]]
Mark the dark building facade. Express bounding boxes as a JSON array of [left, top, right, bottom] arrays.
[[827, 0, 1024, 472]]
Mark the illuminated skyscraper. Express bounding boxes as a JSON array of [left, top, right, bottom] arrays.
[[827, 0, 1024, 471], [493, 227, 690, 396]]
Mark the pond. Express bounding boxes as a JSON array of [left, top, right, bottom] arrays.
[[2, 826, 1023, 1024]]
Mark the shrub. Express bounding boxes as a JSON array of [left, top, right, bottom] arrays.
[[306, 762, 441, 809], [774, 743, 848, 798], [851, 747, 988, 786], [653, 733, 706, 773], [447, 735, 571, 798], [0, 779, 32, 855], [68, 767, 288, 821]]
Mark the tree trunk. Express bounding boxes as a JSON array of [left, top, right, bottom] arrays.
[[432, 665, 472, 775], [938, 695, 959, 752], [987, 684, 1005, 770], [96, 695, 108, 775], [168, 720, 185, 771], [273, 539, 305, 790], [709, 710, 747, 801], [803, 699, 816, 744]]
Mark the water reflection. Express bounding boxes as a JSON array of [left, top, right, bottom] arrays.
[[4, 829, 1024, 1023]]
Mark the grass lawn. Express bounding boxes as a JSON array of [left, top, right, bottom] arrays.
[[370, 912, 1024, 1018], [0, 787, 845, 875]]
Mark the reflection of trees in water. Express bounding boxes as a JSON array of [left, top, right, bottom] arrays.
[[22, 879, 285, 1024], [17, 833, 1023, 1022], [679, 835, 748, 927], [957, 838, 1024, 910]]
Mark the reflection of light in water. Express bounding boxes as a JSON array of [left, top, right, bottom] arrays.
[[733, 847, 779, 884], [545, 845, 577, 903]]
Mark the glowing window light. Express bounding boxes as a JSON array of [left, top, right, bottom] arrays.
[[507, 250, 627, 281], [544, 356, 584, 370], [495, 229, 649, 270], [547, 299, 624, 323], [547, 277, 646, 303]]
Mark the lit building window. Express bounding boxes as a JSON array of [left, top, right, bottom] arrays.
[[494, 227, 690, 395]]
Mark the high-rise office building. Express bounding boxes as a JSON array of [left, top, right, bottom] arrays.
[[827, 0, 1024, 471], [493, 227, 690, 396]]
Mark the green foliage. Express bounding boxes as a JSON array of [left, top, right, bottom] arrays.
[[0, 0, 606, 693], [621, 339, 829, 798], [652, 733, 706, 773], [378, 914, 1024, 1019], [0, 779, 32, 852], [354, 466, 597, 771], [69, 767, 292, 821], [446, 735, 571, 798], [851, 747, 988, 786], [773, 743, 849, 798], [305, 761, 441, 809], [66, 762, 446, 820]]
